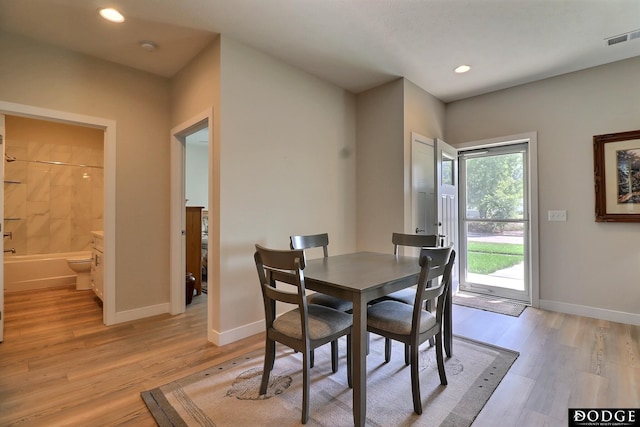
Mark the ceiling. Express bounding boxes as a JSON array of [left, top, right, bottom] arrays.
[[1, 0, 639, 102]]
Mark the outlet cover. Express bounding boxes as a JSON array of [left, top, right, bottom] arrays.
[[548, 210, 567, 221]]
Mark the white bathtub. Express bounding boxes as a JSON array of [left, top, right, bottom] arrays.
[[4, 251, 92, 292]]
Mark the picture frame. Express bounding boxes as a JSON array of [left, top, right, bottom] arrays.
[[593, 129, 640, 222]]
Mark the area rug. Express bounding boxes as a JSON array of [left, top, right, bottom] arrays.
[[141, 335, 518, 427], [452, 291, 527, 317]]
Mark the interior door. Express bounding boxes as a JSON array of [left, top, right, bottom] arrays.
[[0, 114, 5, 342], [435, 138, 458, 247], [411, 132, 436, 251], [435, 138, 458, 290]]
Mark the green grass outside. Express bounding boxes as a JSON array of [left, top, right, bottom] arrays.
[[467, 241, 523, 275]]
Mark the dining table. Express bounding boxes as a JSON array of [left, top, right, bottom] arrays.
[[299, 251, 453, 427]]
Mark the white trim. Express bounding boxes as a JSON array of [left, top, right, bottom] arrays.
[[540, 300, 640, 326], [209, 320, 265, 346], [113, 303, 171, 324], [455, 131, 534, 151], [0, 100, 117, 325], [169, 109, 212, 317]]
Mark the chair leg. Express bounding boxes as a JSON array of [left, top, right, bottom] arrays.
[[384, 338, 391, 363], [302, 348, 311, 424], [346, 334, 352, 388], [310, 349, 314, 368], [260, 339, 276, 395], [425, 300, 435, 347], [366, 331, 370, 355], [301, 349, 311, 424], [410, 342, 422, 415], [435, 332, 448, 385], [404, 343, 410, 366], [331, 340, 338, 373]]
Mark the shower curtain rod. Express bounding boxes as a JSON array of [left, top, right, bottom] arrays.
[[5, 153, 103, 169]]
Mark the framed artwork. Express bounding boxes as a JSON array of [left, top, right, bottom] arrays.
[[593, 129, 640, 222]]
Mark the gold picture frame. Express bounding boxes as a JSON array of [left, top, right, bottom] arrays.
[[594, 129, 640, 222]]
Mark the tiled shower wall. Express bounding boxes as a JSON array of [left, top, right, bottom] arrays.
[[4, 115, 104, 255]]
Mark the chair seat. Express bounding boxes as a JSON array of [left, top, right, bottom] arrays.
[[384, 288, 416, 305], [273, 304, 352, 340], [367, 301, 435, 336], [307, 293, 353, 312]]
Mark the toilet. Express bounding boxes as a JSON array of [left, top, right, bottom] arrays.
[[67, 255, 92, 290]]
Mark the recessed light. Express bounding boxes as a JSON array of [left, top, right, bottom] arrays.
[[454, 65, 471, 74], [99, 8, 125, 23]]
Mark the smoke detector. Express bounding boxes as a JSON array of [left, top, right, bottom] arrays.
[[140, 41, 158, 52], [605, 29, 640, 46]]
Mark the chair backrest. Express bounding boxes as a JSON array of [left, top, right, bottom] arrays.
[[413, 247, 456, 328], [423, 245, 454, 282], [392, 232, 439, 255], [254, 244, 309, 331], [290, 233, 329, 258]]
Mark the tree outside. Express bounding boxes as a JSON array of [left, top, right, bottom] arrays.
[[465, 152, 524, 233]]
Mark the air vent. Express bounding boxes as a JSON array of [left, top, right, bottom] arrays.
[[606, 28, 640, 46]]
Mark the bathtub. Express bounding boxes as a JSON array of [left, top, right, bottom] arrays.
[[4, 251, 92, 292]]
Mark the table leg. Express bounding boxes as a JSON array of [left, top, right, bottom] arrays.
[[444, 283, 452, 357], [352, 294, 367, 427]]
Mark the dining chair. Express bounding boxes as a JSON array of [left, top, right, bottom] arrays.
[[254, 244, 352, 424], [370, 233, 441, 360], [366, 247, 456, 415], [290, 233, 353, 312], [385, 244, 454, 363], [384, 232, 440, 305], [290, 233, 354, 369]]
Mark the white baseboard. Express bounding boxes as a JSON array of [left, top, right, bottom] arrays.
[[209, 319, 264, 346], [539, 299, 640, 326], [113, 303, 170, 324]]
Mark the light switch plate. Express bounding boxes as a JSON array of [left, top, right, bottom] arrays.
[[548, 210, 567, 221]]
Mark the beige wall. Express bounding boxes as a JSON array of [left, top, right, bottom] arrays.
[[0, 32, 172, 312], [5, 115, 103, 255], [356, 78, 446, 253], [445, 56, 640, 322], [170, 36, 357, 343], [403, 79, 447, 235], [170, 38, 222, 337], [356, 79, 405, 252], [216, 36, 357, 340], [170, 37, 221, 127]]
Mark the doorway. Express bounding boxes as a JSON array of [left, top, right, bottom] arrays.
[[185, 128, 209, 299], [0, 100, 116, 332], [457, 134, 539, 305], [169, 109, 213, 322]]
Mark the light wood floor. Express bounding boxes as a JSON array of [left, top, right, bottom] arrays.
[[1, 286, 638, 426]]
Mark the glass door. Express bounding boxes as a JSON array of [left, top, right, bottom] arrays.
[[458, 143, 530, 302]]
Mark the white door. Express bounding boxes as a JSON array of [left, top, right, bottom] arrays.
[[0, 114, 5, 342], [435, 138, 458, 247], [411, 133, 436, 248], [435, 138, 458, 290]]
